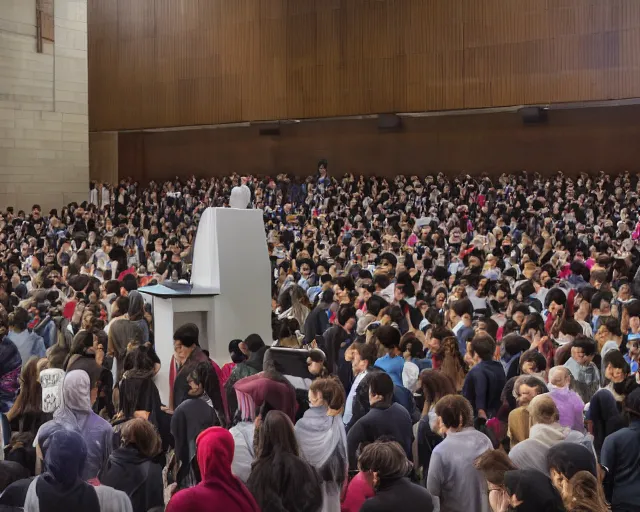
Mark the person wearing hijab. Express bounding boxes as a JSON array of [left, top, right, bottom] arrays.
[[99, 419, 164, 512], [247, 410, 323, 512], [503, 469, 565, 512], [234, 359, 298, 424], [170, 362, 224, 489], [295, 377, 348, 512], [171, 324, 211, 410], [35, 370, 113, 481], [23, 429, 132, 512], [166, 427, 260, 512]]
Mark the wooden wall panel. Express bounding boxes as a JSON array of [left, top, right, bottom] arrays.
[[89, 0, 640, 131], [116, 106, 640, 183]]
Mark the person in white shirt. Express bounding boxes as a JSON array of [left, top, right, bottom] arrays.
[[343, 342, 378, 426], [229, 176, 251, 209]]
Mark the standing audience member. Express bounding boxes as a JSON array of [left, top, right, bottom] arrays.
[[473, 450, 517, 512], [295, 377, 348, 512], [503, 469, 565, 512], [601, 387, 640, 512], [507, 375, 548, 448], [171, 324, 210, 410], [6, 308, 46, 365], [36, 370, 113, 481], [247, 410, 323, 512], [166, 427, 260, 512], [547, 366, 585, 432], [427, 395, 493, 512], [564, 336, 600, 403], [357, 440, 434, 512], [462, 334, 506, 419], [99, 418, 164, 512], [346, 372, 413, 469], [509, 395, 593, 475], [24, 429, 132, 512]]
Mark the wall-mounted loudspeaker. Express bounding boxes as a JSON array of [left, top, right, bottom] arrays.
[[377, 114, 403, 132], [255, 122, 281, 136], [519, 107, 548, 125]]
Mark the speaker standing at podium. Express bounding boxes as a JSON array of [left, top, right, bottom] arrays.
[[229, 177, 251, 209]]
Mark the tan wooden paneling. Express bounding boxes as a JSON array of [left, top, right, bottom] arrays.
[[89, 0, 640, 131]]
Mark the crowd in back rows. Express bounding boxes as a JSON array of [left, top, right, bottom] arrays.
[[0, 167, 639, 512]]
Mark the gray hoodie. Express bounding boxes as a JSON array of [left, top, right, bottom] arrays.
[[509, 423, 595, 475]]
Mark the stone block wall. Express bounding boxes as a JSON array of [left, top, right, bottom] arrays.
[[0, 0, 88, 212]]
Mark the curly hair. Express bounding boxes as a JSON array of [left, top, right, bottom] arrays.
[[439, 336, 467, 391]]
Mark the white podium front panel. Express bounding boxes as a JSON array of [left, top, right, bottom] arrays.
[[141, 207, 272, 405]]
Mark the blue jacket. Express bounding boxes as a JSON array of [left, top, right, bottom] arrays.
[[462, 360, 506, 418]]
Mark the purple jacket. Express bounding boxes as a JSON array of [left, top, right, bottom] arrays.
[[550, 387, 585, 432]]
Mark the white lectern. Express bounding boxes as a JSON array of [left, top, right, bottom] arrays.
[[139, 207, 272, 404]]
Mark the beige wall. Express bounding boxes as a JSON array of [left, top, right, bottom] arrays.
[[89, 131, 117, 186], [0, 0, 88, 212]]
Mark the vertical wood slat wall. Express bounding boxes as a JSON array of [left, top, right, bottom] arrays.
[[88, 0, 640, 132]]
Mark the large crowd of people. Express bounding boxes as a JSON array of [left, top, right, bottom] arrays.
[[0, 165, 639, 511]]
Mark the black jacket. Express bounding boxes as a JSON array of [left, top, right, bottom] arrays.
[[346, 402, 413, 470], [303, 304, 330, 345], [361, 477, 434, 512], [99, 446, 164, 512]]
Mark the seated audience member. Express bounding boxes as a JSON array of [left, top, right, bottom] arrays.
[[503, 469, 565, 512], [166, 427, 260, 512], [563, 335, 600, 403], [346, 372, 413, 470], [295, 377, 348, 512], [507, 375, 548, 448], [547, 366, 585, 433], [600, 387, 640, 512], [357, 440, 434, 512], [462, 334, 506, 419], [427, 395, 493, 512], [247, 410, 323, 512], [509, 395, 594, 475], [100, 418, 164, 512], [373, 325, 405, 387]]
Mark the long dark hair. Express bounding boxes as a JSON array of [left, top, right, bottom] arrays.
[[254, 410, 299, 461], [188, 362, 225, 425]]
